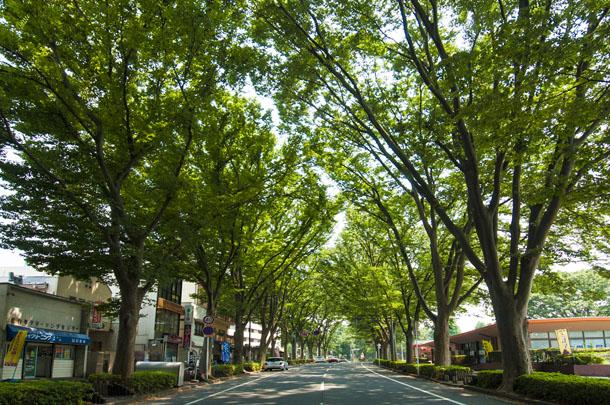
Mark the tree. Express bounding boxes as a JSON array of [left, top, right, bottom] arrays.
[[0, 0, 247, 377], [528, 270, 610, 318], [255, 0, 610, 389]]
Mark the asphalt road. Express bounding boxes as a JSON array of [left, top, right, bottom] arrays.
[[132, 362, 519, 405]]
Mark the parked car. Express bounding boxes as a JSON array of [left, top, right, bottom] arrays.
[[327, 357, 339, 363], [263, 357, 288, 371], [314, 356, 326, 363]]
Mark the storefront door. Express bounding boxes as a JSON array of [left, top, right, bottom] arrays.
[[36, 345, 53, 378], [23, 344, 53, 378]]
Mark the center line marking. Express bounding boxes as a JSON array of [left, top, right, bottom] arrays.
[[362, 363, 466, 405]]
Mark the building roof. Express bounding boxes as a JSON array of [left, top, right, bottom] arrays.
[[421, 317, 610, 346], [0, 282, 88, 307]]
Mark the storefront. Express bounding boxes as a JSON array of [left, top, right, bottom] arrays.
[[6, 325, 90, 379]]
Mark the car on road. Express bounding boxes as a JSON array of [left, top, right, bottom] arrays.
[[326, 357, 339, 363], [263, 357, 288, 371], [314, 356, 326, 363]]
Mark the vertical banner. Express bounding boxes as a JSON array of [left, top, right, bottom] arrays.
[[555, 329, 572, 354], [4, 330, 28, 367], [482, 339, 494, 353]]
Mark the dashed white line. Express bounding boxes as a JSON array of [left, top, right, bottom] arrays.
[[362, 363, 467, 405]]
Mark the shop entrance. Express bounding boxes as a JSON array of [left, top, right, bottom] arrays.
[[23, 344, 53, 378]]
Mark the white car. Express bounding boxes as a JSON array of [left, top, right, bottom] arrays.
[[314, 356, 326, 363], [263, 357, 288, 371]]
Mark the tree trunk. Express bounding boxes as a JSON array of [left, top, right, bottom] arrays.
[[433, 312, 451, 366], [113, 280, 143, 378], [405, 326, 414, 363], [493, 297, 532, 391], [291, 335, 297, 359], [232, 315, 245, 364]]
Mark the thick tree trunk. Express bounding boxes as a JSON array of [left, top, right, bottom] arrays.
[[291, 335, 297, 359], [493, 298, 532, 391], [113, 280, 143, 378], [232, 315, 245, 364], [307, 341, 314, 359], [433, 312, 451, 366], [405, 327, 414, 363]]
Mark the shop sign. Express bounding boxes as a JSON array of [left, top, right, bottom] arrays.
[[183, 325, 192, 348], [184, 304, 193, 325], [157, 297, 185, 315], [555, 328, 572, 354], [91, 306, 105, 329], [3, 330, 28, 367], [7, 325, 91, 345]]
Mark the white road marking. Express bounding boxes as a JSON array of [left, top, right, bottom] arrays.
[[362, 363, 467, 405], [184, 372, 275, 405]]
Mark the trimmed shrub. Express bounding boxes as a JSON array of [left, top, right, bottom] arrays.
[[0, 380, 94, 405], [130, 371, 175, 394], [418, 364, 436, 378], [88, 371, 175, 395], [212, 364, 236, 377], [434, 365, 471, 381], [287, 359, 310, 365], [473, 370, 503, 389], [243, 362, 261, 372], [514, 372, 610, 405]]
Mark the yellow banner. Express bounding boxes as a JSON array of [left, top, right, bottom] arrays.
[[482, 339, 494, 353], [555, 329, 572, 354], [4, 330, 28, 367]]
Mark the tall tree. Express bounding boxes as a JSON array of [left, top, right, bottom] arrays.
[[0, 0, 246, 377], [255, 0, 610, 389]]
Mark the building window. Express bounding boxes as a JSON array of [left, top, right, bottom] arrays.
[[195, 321, 205, 337], [158, 280, 182, 304], [54, 345, 74, 360], [155, 310, 180, 338]]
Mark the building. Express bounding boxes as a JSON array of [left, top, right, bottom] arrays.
[[422, 317, 610, 365], [0, 283, 90, 379], [134, 279, 185, 362], [0, 267, 115, 375]]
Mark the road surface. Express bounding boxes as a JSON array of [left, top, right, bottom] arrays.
[[132, 362, 519, 404]]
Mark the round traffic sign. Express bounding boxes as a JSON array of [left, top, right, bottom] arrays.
[[203, 315, 214, 324], [203, 326, 214, 336]]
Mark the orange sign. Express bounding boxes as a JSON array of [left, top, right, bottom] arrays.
[[157, 297, 185, 314]]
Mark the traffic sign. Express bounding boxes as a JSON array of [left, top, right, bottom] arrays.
[[300, 330, 309, 337], [203, 326, 214, 336], [313, 329, 320, 336], [203, 315, 214, 324]]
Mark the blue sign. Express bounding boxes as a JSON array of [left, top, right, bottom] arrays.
[[7, 325, 91, 345], [221, 342, 231, 364], [203, 326, 214, 336]]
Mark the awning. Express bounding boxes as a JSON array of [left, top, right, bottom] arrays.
[[7, 325, 90, 345]]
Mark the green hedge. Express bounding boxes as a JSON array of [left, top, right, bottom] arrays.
[[0, 380, 94, 405], [473, 370, 503, 389], [287, 359, 313, 365], [451, 355, 467, 365], [243, 362, 261, 372], [88, 371, 175, 395], [375, 359, 471, 382], [212, 364, 237, 377], [514, 372, 610, 405], [130, 371, 175, 394]]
